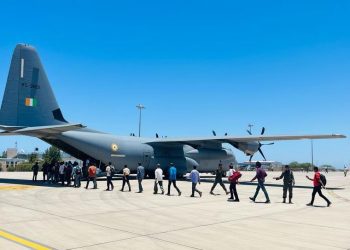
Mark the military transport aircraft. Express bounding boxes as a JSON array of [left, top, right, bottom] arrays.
[[0, 44, 346, 176]]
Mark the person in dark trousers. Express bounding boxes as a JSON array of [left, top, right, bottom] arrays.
[[32, 162, 39, 182], [72, 162, 82, 188], [274, 165, 295, 204], [190, 166, 202, 197], [85, 163, 97, 189], [59, 162, 65, 186], [228, 163, 239, 202], [105, 162, 114, 191], [250, 161, 270, 203], [306, 167, 331, 207], [42, 162, 49, 182], [167, 163, 182, 196], [121, 165, 131, 192], [65, 162, 73, 186], [210, 164, 229, 195], [137, 163, 145, 193], [154, 164, 165, 195]]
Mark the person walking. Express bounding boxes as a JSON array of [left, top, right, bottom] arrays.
[[105, 162, 114, 191], [273, 165, 295, 204], [344, 166, 348, 177], [85, 162, 97, 189], [154, 164, 164, 194], [120, 165, 131, 192], [210, 163, 229, 195], [136, 163, 145, 193], [306, 167, 331, 207], [249, 161, 270, 203], [190, 166, 202, 197], [227, 163, 240, 202], [167, 163, 181, 196], [32, 162, 39, 182], [72, 162, 82, 188]]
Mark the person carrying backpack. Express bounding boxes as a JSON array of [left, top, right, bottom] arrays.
[[250, 161, 270, 203], [227, 163, 240, 202], [274, 165, 295, 204], [72, 162, 82, 188], [306, 166, 331, 207], [85, 162, 97, 189]]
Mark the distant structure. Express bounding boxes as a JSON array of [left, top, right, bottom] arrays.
[[238, 161, 284, 171], [0, 148, 26, 171]]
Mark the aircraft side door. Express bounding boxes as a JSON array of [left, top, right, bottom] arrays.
[[142, 152, 151, 169]]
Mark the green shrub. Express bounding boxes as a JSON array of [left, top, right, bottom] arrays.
[[15, 163, 33, 172]]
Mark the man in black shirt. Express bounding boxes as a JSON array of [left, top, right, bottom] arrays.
[[210, 164, 229, 195], [274, 165, 295, 204]]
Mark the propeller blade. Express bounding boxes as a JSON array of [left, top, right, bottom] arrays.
[[258, 148, 267, 161], [261, 142, 275, 146], [156, 133, 159, 138], [249, 155, 253, 162], [247, 130, 252, 135], [212, 130, 217, 136], [225, 133, 228, 136], [261, 127, 265, 135]]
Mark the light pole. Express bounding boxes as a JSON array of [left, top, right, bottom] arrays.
[[136, 104, 145, 137]]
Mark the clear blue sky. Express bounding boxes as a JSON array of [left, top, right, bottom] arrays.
[[0, 0, 349, 167]]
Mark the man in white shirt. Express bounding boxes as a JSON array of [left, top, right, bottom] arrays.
[[105, 162, 114, 191], [120, 165, 131, 192], [154, 164, 164, 195], [59, 162, 65, 186]]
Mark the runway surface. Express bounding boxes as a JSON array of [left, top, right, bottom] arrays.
[[0, 171, 349, 250]]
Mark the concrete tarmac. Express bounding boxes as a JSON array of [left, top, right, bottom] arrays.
[[0, 171, 349, 250]]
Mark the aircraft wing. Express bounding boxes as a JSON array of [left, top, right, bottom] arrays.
[[146, 134, 346, 148]]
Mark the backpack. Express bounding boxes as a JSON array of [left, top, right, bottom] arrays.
[[110, 166, 115, 176], [76, 167, 81, 175], [228, 171, 242, 182], [320, 174, 327, 186]]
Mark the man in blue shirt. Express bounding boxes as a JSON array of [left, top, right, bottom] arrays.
[[167, 163, 182, 196], [137, 163, 145, 193], [190, 166, 202, 197]]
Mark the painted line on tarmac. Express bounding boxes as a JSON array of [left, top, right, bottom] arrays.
[[0, 229, 52, 250], [0, 185, 35, 191]]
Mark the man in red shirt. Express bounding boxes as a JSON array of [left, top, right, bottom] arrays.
[[85, 162, 97, 189], [306, 167, 331, 207]]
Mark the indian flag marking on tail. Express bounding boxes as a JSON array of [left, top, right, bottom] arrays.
[[25, 98, 37, 107]]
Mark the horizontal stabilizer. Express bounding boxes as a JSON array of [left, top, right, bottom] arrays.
[[0, 123, 84, 136]]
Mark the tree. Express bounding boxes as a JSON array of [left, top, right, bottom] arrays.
[[42, 146, 61, 164], [28, 153, 39, 163], [1, 151, 6, 158]]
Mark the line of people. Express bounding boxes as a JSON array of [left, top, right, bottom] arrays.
[[33, 160, 332, 207]]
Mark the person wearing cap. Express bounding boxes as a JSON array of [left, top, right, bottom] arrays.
[[228, 163, 239, 202], [250, 161, 270, 203], [273, 165, 295, 203], [210, 163, 229, 195], [166, 163, 182, 196], [137, 162, 145, 193], [154, 164, 164, 194]]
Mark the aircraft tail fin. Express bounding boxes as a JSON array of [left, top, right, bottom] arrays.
[[0, 44, 68, 127]]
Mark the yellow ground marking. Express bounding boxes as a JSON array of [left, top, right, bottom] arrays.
[[0, 185, 35, 191], [0, 229, 51, 250]]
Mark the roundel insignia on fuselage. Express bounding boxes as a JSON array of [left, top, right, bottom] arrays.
[[111, 143, 118, 152]]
